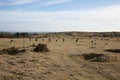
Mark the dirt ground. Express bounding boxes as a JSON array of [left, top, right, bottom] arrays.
[[0, 37, 120, 80]]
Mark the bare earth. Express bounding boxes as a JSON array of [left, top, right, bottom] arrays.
[[0, 37, 120, 80]]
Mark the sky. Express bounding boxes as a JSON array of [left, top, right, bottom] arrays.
[[0, 0, 120, 32]]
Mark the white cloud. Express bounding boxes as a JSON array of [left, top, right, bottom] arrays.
[[12, 0, 36, 5], [0, 4, 120, 32], [0, 0, 37, 6], [0, 0, 73, 6], [42, 0, 73, 6]]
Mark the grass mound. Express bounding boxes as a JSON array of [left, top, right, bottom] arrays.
[[105, 49, 120, 53], [33, 43, 49, 52], [30, 43, 36, 47], [82, 53, 109, 62], [0, 47, 26, 55], [69, 53, 110, 62]]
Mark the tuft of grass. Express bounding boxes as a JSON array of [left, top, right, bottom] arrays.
[[30, 43, 36, 47], [69, 53, 110, 62], [105, 49, 120, 53], [82, 53, 109, 62], [33, 43, 49, 52], [0, 47, 26, 55]]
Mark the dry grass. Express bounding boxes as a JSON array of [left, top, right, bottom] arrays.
[[0, 37, 120, 80]]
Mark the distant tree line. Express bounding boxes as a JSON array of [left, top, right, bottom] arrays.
[[56, 32, 120, 37], [0, 31, 120, 38], [0, 32, 32, 38]]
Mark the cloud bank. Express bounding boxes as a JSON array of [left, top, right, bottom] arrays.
[[0, 4, 120, 32]]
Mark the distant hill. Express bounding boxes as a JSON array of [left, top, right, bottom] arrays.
[[0, 31, 120, 38]]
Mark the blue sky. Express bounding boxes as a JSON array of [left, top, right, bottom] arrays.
[[0, 0, 120, 32]]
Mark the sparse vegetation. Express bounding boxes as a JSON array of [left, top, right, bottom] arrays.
[[30, 43, 36, 47], [105, 49, 120, 53], [82, 53, 109, 62], [0, 47, 26, 55], [0, 32, 119, 80], [33, 43, 49, 52]]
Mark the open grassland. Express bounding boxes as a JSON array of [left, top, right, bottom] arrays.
[[0, 37, 120, 80]]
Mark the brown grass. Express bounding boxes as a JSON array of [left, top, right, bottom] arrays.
[[0, 37, 120, 80]]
